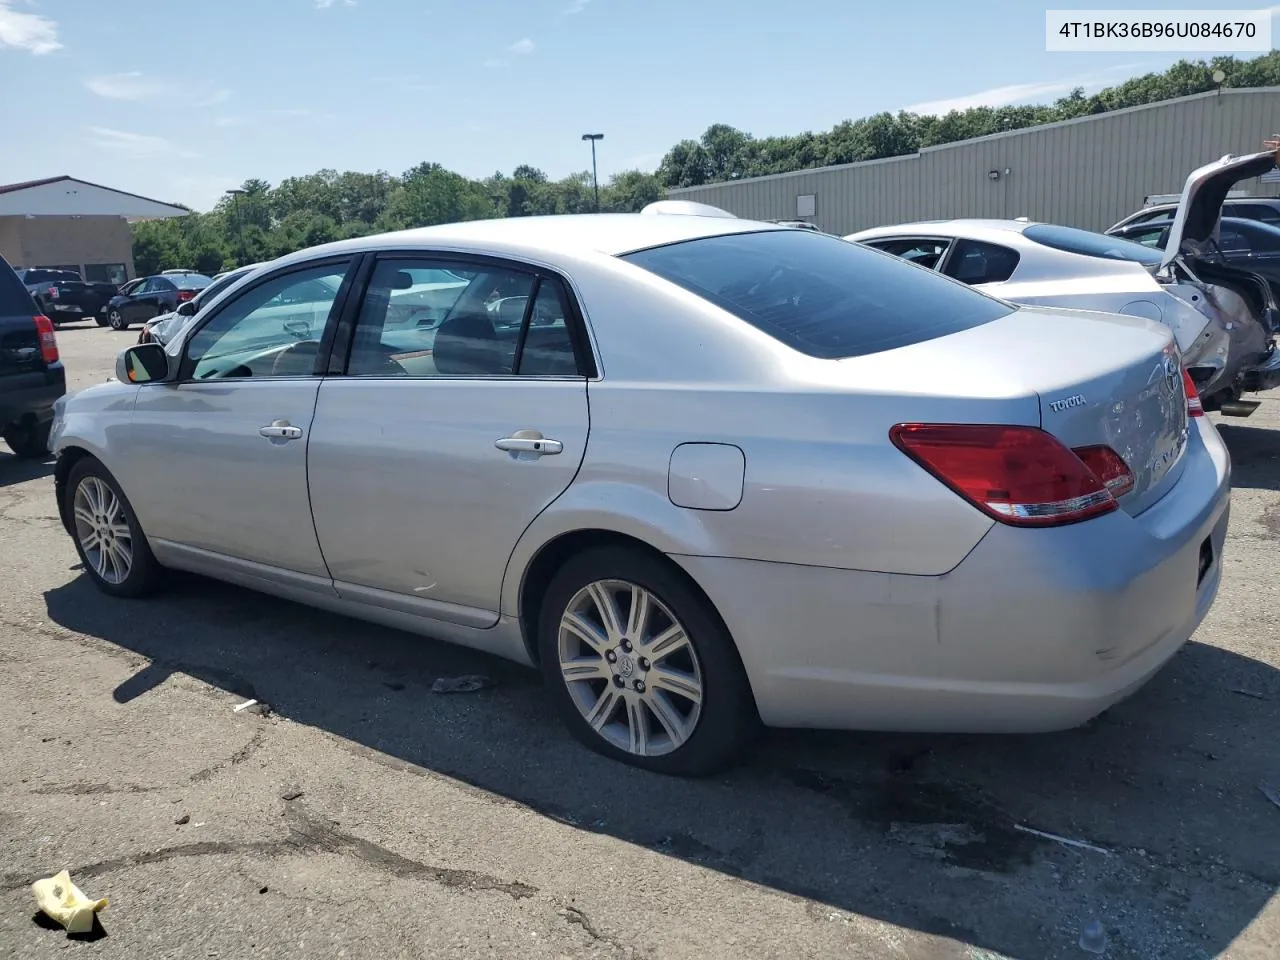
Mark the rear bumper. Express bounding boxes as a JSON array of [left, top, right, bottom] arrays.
[[673, 417, 1232, 733], [0, 367, 67, 431]]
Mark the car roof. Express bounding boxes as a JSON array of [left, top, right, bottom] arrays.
[[271, 213, 783, 268], [849, 219, 1037, 242]]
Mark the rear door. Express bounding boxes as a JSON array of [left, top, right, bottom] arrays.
[[306, 253, 592, 626]]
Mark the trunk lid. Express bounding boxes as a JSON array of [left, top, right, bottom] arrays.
[[1161, 149, 1278, 269], [856, 305, 1189, 516]]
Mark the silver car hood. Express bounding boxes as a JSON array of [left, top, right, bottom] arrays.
[[1161, 149, 1278, 269]]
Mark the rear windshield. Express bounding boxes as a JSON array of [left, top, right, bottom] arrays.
[[24, 269, 81, 284], [621, 229, 1013, 359], [162, 272, 212, 289], [0, 257, 38, 316], [1023, 224, 1164, 265]]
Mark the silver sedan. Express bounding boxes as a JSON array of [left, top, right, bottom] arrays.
[[50, 212, 1230, 776]]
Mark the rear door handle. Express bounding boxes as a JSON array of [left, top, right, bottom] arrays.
[[495, 434, 562, 456], [260, 419, 304, 440]]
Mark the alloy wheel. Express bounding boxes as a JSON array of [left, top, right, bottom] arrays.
[[72, 476, 134, 584], [557, 579, 704, 757]]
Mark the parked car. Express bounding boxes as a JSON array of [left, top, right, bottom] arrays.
[[51, 214, 1228, 775], [849, 208, 1280, 414], [104, 272, 212, 331], [1106, 196, 1280, 234], [1, 255, 65, 459], [137, 263, 264, 346], [14, 267, 119, 326], [1108, 214, 1280, 266]]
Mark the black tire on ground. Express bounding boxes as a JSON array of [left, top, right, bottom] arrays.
[[95, 315, 110, 327], [536, 545, 760, 777], [63, 457, 164, 598], [108, 309, 128, 331], [2, 420, 52, 459]]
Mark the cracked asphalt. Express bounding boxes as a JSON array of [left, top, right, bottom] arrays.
[[1, 323, 1277, 959]]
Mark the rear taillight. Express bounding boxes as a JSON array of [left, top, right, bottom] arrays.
[[46, 285, 59, 299], [890, 423, 1127, 527], [33, 315, 59, 364], [1073, 445, 1135, 498], [176, 290, 195, 302], [1182, 366, 1203, 418]]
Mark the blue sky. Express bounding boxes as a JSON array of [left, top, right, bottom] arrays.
[[0, 0, 1265, 211]]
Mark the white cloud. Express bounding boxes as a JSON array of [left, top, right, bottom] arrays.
[[0, 1, 60, 55], [314, 0, 357, 8], [85, 71, 166, 100], [85, 72, 232, 109], [563, 0, 594, 12], [484, 38, 535, 68], [86, 126, 199, 160], [902, 64, 1153, 115]]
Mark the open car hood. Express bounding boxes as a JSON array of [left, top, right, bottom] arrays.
[[1161, 149, 1278, 269]]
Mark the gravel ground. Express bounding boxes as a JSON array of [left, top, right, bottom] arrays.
[[0, 321, 1277, 960]]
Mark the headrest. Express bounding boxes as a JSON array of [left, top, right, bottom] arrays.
[[432, 312, 504, 375]]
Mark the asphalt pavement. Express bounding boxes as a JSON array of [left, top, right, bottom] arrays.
[[1, 320, 1277, 959]]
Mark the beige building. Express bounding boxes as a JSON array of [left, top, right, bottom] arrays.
[[667, 87, 1280, 235], [0, 176, 188, 285]]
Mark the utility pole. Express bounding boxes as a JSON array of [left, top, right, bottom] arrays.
[[225, 188, 246, 266], [581, 133, 604, 212]]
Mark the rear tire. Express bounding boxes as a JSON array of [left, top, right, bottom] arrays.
[[536, 546, 759, 777], [63, 458, 163, 598], [3, 420, 52, 459]]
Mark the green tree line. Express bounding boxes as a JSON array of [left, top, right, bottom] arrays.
[[132, 164, 664, 276], [133, 52, 1280, 276]]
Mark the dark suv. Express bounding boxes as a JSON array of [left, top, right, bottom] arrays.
[[1, 254, 66, 459]]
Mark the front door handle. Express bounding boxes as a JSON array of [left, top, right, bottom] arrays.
[[260, 419, 304, 440], [495, 432, 563, 456]]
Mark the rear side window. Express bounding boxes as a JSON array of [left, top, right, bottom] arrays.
[[942, 239, 1021, 285], [0, 256, 38, 316], [1023, 224, 1164, 266], [621, 230, 1012, 360]]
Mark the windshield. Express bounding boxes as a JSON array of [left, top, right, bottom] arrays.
[[1023, 224, 1164, 266], [621, 229, 1013, 359]]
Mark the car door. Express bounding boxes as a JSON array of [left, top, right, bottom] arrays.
[[117, 257, 357, 580], [121, 278, 156, 322], [306, 254, 592, 626]]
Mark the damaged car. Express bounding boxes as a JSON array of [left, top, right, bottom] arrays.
[[849, 150, 1280, 416]]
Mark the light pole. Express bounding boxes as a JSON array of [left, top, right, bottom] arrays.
[[225, 188, 246, 266], [581, 133, 603, 212]]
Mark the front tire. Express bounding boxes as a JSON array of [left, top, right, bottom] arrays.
[[3, 420, 52, 459], [537, 546, 758, 776], [108, 309, 128, 331], [64, 458, 163, 598]]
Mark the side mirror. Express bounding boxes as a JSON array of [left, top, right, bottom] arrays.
[[176, 300, 197, 317], [283, 317, 312, 340], [115, 343, 170, 384]]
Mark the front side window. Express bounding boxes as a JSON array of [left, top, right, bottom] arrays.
[[183, 262, 350, 380], [346, 258, 581, 378], [622, 229, 1013, 360], [1022, 223, 1164, 266], [85, 263, 128, 285], [941, 239, 1021, 285]]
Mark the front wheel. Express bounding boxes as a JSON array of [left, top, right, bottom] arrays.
[[108, 309, 127, 331], [64, 459, 163, 597], [537, 546, 759, 776]]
